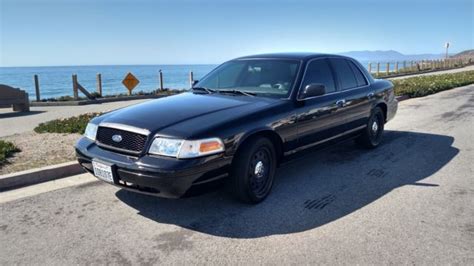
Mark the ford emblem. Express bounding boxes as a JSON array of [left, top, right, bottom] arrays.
[[112, 134, 122, 143]]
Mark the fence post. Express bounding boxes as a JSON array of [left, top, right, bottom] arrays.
[[386, 62, 390, 75], [72, 74, 79, 100], [96, 73, 102, 96], [189, 71, 194, 88], [376, 62, 380, 76], [403, 61, 406, 71], [395, 62, 398, 73], [410, 61, 414, 72], [368, 62, 372, 73], [34, 74, 40, 101], [159, 70, 164, 91]]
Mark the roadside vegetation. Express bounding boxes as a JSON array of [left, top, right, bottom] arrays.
[[392, 70, 474, 98], [0, 140, 20, 166], [34, 113, 101, 134]]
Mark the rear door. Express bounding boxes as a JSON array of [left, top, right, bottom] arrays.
[[295, 58, 348, 149], [329, 58, 373, 131]]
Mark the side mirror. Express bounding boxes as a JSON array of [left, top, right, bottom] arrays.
[[301, 83, 326, 99], [192, 80, 199, 86]]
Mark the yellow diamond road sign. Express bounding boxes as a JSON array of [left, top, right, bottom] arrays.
[[122, 72, 139, 93]]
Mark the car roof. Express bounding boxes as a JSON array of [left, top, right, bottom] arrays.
[[234, 52, 347, 61]]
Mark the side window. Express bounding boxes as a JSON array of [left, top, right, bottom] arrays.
[[348, 60, 368, 87], [330, 58, 358, 90], [301, 59, 336, 94]]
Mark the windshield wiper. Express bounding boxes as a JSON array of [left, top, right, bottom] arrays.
[[217, 89, 256, 97], [192, 87, 215, 94]]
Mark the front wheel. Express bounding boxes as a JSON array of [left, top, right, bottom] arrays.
[[356, 107, 385, 148], [230, 137, 277, 204]]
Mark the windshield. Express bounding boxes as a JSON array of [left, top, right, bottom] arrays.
[[196, 59, 300, 98]]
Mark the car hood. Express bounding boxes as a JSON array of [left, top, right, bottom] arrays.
[[96, 92, 276, 135]]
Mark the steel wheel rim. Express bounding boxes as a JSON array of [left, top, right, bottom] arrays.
[[248, 147, 272, 197], [369, 112, 383, 144]]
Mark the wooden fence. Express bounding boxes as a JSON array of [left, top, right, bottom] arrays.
[[30, 71, 196, 101], [368, 58, 471, 77]]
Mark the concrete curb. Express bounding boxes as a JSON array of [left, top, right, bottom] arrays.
[[396, 95, 410, 102], [0, 161, 85, 191]]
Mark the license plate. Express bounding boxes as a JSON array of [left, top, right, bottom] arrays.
[[92, 161, 114, 183]]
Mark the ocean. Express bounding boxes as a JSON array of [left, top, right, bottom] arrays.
[[0, 65, 217, 100], [0, 60, 413, 100]]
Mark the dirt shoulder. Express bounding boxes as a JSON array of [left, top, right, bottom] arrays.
[[0, 132, 80, 175]]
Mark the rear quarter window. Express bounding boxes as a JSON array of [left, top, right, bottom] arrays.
[[348, 60, 368, 87], [330, 58, 358, 90]]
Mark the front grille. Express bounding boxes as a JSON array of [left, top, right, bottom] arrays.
[[96, 127, 147, 154]]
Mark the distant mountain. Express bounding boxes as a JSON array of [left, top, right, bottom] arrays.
[[451, 49, 474, 58], [339, 50, 445, 62]]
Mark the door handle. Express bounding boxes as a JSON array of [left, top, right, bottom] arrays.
[[367, 92, 375, 99], [336, 99, 346, 108]]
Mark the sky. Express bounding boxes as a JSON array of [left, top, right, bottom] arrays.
[[0, 0, 473, 67]]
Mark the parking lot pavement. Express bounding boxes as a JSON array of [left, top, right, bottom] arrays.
[[1, 85, 473, 264]]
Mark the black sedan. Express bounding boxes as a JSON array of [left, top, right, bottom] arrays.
[[75, 53, 398, 203]]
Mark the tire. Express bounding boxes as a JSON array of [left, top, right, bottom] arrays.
[[356, 107, 385, 149], [230, 137, 277, 204]]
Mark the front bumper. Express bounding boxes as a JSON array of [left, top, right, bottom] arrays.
[[75, 137, 232, 198]]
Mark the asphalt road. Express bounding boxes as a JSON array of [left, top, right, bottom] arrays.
[[1, 85, 473, 264], [389, 64, 474, 79]]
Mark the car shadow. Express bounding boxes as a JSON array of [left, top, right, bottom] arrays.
[[115, 130, 459, 238]]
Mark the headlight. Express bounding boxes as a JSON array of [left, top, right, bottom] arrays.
[[84, 123, 98, 141], [149, 137, 224, 158]]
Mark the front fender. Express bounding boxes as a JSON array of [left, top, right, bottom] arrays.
[[224, 126, 277, 156]]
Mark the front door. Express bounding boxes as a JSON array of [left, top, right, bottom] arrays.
[[295, 58, 347, 149]]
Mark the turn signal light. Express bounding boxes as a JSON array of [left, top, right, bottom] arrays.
[[199, 141, 223, 153]]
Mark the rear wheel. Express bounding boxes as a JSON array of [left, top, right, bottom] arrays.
[[230, 137, 277, 204], [356, 107, 385, 148]]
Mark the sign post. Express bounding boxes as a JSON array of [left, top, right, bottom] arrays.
[[445, 42, 450, 60], [122, 72, 140, 95]]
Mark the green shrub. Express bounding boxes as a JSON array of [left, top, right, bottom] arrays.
[[392, 71, 474, 98], [0, 140, 20, 165], [34, 113, 101, 134]]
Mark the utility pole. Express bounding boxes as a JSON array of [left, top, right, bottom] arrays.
[[445, 42, 450, 59]]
